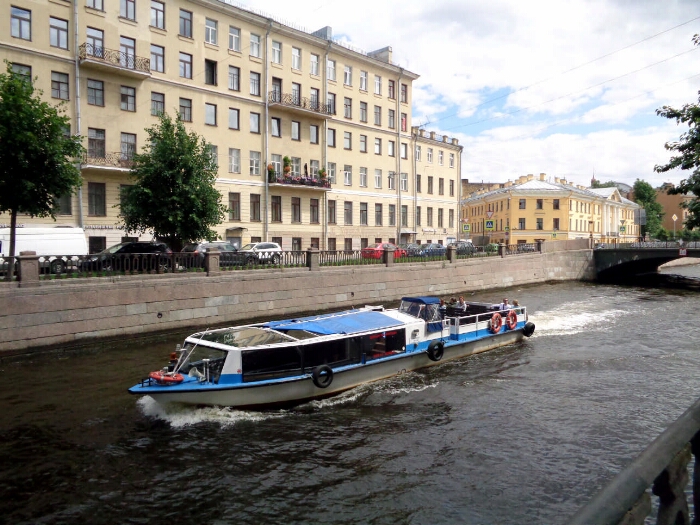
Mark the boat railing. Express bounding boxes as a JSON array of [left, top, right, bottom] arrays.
[[444, 307, 526, 333]]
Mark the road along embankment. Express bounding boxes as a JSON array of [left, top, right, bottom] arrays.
[[0, 247, 594, 354]]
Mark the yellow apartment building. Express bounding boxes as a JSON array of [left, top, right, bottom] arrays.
[[461, 173, 641, 245], [655, 183, 694, 235], [1, 0, 462, 252]]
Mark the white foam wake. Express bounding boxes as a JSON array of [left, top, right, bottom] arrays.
[[529, 301, 627, 337]]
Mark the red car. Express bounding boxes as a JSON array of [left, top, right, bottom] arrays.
[[361, 243, 407, 259]]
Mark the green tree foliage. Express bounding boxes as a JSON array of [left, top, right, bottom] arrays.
[[654, 35, 700, 229], [632, 179, 663, 239], [591, 179, 617, 189], [0, 63, 84, 258], [119, 112, 227, 251]]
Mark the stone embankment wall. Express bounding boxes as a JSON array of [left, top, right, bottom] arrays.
[[0, 243, 594, 353]]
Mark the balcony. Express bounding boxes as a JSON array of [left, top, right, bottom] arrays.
[[268, 92, 332, 119], [83, 152, 134, 170], [78, 43, 151, 79], [267, 172, 331, 190]]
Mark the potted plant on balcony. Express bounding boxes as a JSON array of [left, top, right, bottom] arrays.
[[318, 167, 327, 186], [267, 163, 275, 183]]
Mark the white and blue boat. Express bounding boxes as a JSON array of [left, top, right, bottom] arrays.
[[129, 297, 535, 409]]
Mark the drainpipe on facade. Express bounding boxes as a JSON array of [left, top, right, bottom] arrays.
[[412, 127, 418, 244], [73, 0, 84, 229], [457, 145, 463, 241], [395, 68, 403, 243], [322, 41, 331, 250], [263, 20, 272, 242]]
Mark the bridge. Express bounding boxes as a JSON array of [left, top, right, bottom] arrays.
[[594, 242, 700, 281]]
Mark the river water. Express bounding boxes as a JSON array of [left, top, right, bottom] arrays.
[[2, 264, 700, 525]]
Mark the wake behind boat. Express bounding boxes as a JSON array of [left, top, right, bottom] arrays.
[[129, 297, 535, 409]]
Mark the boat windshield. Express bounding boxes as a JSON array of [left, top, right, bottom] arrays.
[[192, 327, 293, 348], [398, 300, 441, 322], [177, 344, 227, 383]]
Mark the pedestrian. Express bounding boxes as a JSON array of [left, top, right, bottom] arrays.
[[500, 298, 509, 310]]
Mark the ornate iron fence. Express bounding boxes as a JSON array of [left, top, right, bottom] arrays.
[[78, 43, 151, 73], [267, 91, 332, 115]]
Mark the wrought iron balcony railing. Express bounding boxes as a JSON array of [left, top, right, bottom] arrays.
[[78, 43, 151, 75], [268, 91, 332, 116], [83, 152, 134, 169]]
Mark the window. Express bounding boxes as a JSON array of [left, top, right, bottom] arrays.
[[344, 97, 352, 119], [88, 182, 106, 216], [271, 117, 281, 137], [374, 169, 382, 189], [449, 209, 454, 228], [228, 148, 240, 173], [389, 205, 396, 226], [327, 93, 336, 114], [271, 196, 282, 222], [400, 172, 408, 191], [327, 128, 336, 148], [179, 52, 192, 79], [327, 59, 336, 81], [518, 218, 526, 230], [204, 18, 218, 45], [388, 109, 395, 129], [416, 174, 421, 193], [310, 125, 319, 144], [205, 103, 216, 125], [519, 199, 526, 209], [360, 70, 368, 91], [179, 98, 192, 121], [228, 108, 239, 129], [204, 59, 217, 85], [388, 172, 395, 190], [438, 178, 444, 195], [328, 200, 336, 224], [179, 9, 192, 37], [360, 203, 368, 225], [87, 0, 104, 9], [149, 44, 164, 72], [250, 34, 261, 57], [401, 143, 407, 159], [250, 112, 260, 134], [310, 199, 319, 223], [401, 83, 408, 103], [360, 135, 367, 153], [375, 204, 383, 226], [120, 0, 135, 20], [416, 206, 421, 226], [121, 132, 136, 161], [228, 192, 240, 221], [150, 1, 165, 28], [120, 36, 136, 69], [401, 112, 407, 132], [292, 47, 301, 70], [374, 138, 382, 155], [86, 27, 103, 57], [310, 88, 320, 110], [11, 7, 31, 40], [271, 41, 281, 64], [88, 80, 104, 106], [344, 238, 353, 251], [536, 199, 543, 210], [553, 199, 560, 210], [228, 66, 240, 91], [51, 72, 69, 100], [271, 155, 282, 177], [344, 202, 353, 225], [250, 151, 261, 175], [357, 102, 368, 124], [328, 163, 336, 184], [438, 151, 444, 165], [374, 105, 381, 125], [388, 141, 395, 157], [57, 193, 72, 216], [229, 26, 240, 51], [87, 128, 106, 158], [344, 65, 352, 85], [537, 218, 544, 230], [427, 148, 433, 162], [553, 218, 560, 230], [402, 205, 408, 227], [416, 145, 421, 161], [291, 121, 300, 141], [438, 209, 443, 228], [250, 194, 261, 221], [449, 180, 454, 197], [344, 165, 352, 186], [310, 53, 319, 75], [360, 167, 368, 187], [344, 131, 352, 150], [388, 80, 395, 99], [50, 17, 68, 49], [292, 157, 301, 176], [427, 207, 433, 227], [250, 72, 260, 95], [291, 197, 301, 223], [449, 153, 455, 168], [116, 84, 135, 111], [374, 75, 381, 95], [427, 176, 433, 194]]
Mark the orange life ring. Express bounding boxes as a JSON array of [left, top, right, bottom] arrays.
[[149, 371, 184, 386], [489, 312, 503, 334], [506, 309, 518, 330]]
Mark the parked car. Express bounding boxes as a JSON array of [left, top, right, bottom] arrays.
[[181, 241, 239, 268], [398, 243, 423, 257], [0, 227, 88, 275], [361, 243, 407, 259], [516, 243, 537, 253], [79, 241, 172, 272], [236, 242, 282, 264], [448, 241, 476, 255], [419, 243, 447, 257]]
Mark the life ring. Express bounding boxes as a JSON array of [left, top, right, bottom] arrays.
[[427, 340, 444, 362], [149, 371, 184, 386], [312, 365, 334, 388], [506, 309, 518, 330], [522, 322, 536, 337], [489, 312, 503, 334]]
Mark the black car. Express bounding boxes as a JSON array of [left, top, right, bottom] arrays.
[[448, 241, 476, 255], [398, 243, 423, 257], [80, 241, 172, 272], [181, 241, 239, 268], [419, 243, 447, 257]]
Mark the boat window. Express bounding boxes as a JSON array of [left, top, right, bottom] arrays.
[[282, 329, 318, 340], [194, 327, 292, 347], [303, 338, 361, 369], [177, 344, 227, 384], [364, 330, 406, 361], [399, 300, 423, 318], [242, 346, 302, 382]]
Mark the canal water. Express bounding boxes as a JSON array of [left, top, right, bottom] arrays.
[[2, 264, 700, 525]]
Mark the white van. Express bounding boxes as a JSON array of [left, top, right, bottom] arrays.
[[0, 227, 88, 274]]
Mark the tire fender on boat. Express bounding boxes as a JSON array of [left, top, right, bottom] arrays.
[[312, 365, 334, 388], [488, 313, 503, 334], [506, 309, 518, 330], [427, 340, 444, 362], [522, 322, 536, 337]]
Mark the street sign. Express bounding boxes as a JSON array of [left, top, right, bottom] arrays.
[[504, 226, 509, 232], [619, 226, 626, 233], [462, 224, 471, 232], [672, 214, 678, 222], [486, 210, 494, 219], [485, 220, 494, 231]]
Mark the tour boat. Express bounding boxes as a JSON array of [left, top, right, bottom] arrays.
[[129, 297, 536, 409]]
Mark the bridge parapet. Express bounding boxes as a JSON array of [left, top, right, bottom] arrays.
[[594, 242, 698, 281]]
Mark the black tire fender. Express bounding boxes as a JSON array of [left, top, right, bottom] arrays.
[[312, 365, 333, 388], [522, 322, 536, 337], [427, 340, 444, 362]]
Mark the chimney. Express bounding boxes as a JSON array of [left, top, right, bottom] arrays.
[[554, 177, 560, 184], [518, 175, 527, 184], [367, 46, 393, 64], [539, 173, 546, 181], [419, 129, 425, 137], [452, 138, 459, 145], [430, 131, 435, 140], [504, 181, 513, 187], [527, 174, 534, 181], [442, 135, 448, 143], [312, 26, 333, 40]]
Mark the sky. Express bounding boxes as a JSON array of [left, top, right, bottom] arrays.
[[236, 0, 700, 189]]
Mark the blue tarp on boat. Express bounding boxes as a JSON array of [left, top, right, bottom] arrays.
[[263, 310, 404, 336], [401, 297, 440, 305]]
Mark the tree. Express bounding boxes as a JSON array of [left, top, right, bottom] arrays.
[[119, 112, 227, 251], [591, 179, 617, 189], [632, 179, 663, 239], [654, 35, 700, 229], [0, 63, 84, 259]]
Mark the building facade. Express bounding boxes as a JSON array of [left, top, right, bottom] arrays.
[[1, 0, 462, 252], [461, 173, 641, 245], [656, 183, 695, 235]]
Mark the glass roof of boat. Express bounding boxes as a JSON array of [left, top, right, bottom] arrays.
[[191, 327, 293, 347]]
